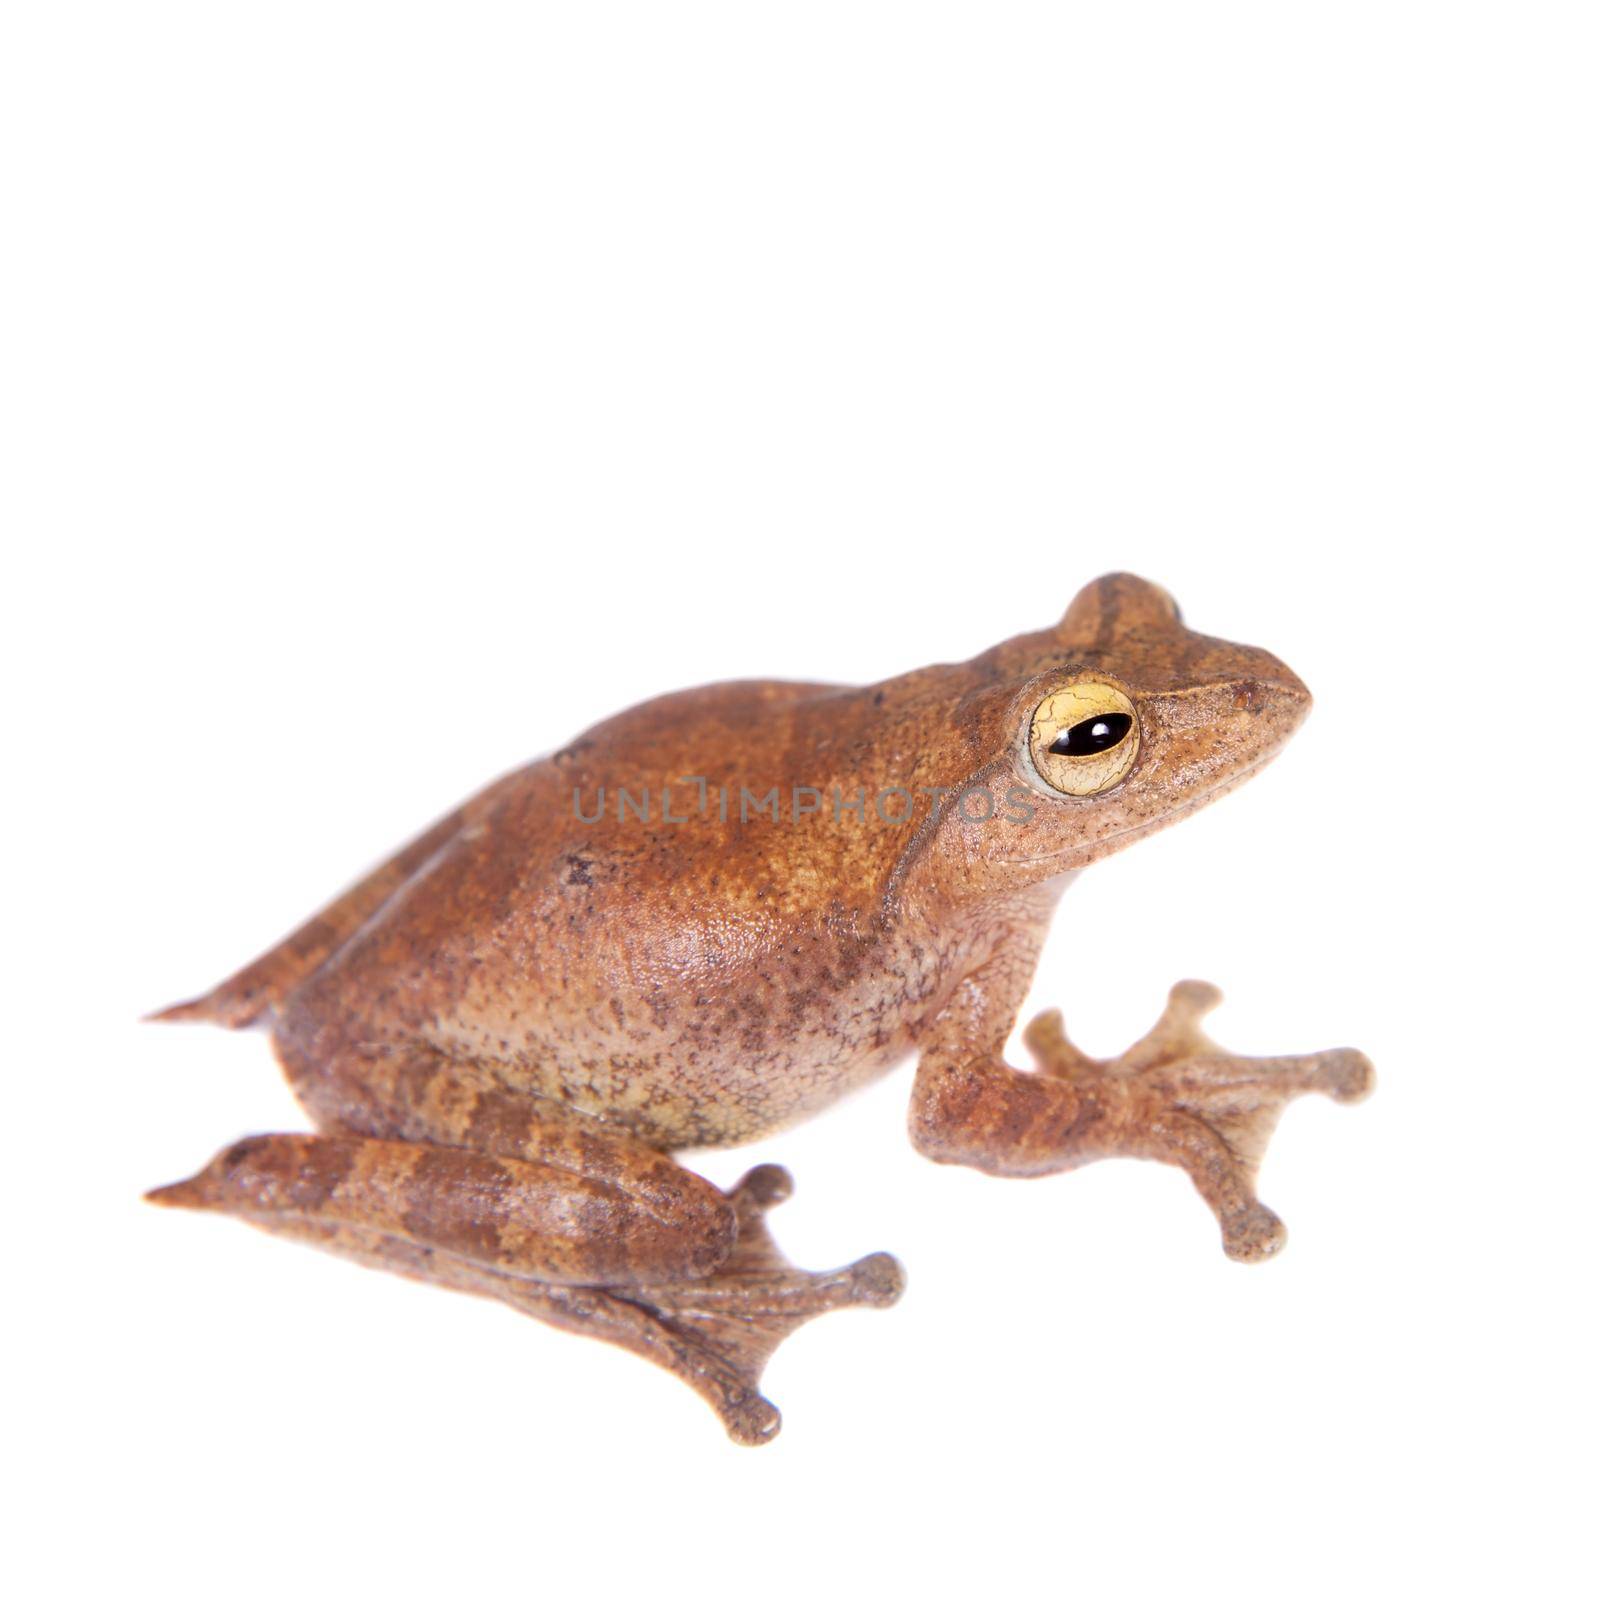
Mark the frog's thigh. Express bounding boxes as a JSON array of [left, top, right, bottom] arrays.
[[274, 1035, 729, 1247], [149, 1129, 735, 1288]]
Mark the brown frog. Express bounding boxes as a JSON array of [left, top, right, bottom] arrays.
[[150, 573, 1373, 1443]]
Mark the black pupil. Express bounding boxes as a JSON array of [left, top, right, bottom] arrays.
[[1050, 712, 1132, 757]]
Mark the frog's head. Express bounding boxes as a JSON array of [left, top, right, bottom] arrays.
[[942, 573, 1312, 884]]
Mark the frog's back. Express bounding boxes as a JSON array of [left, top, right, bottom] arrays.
[[168, 677, 941, 1146]]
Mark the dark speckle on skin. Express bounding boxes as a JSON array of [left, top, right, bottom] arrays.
[[222, 1135, 273, 1173]]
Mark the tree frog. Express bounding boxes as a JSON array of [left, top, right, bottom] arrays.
[[151, 573, 1372, 1444]]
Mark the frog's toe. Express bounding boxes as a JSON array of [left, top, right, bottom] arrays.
[[1312, 1048, 1376, 1104], [732, 1163, 794, 1210], [721, 1391, 783, 1447], [844, 1251, 907, 1307], [1220, 1202, 1289, 1263]]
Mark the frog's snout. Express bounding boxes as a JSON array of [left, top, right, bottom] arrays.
[[1232, 673, 1310, 718], [1226, 648, 1312, 735]]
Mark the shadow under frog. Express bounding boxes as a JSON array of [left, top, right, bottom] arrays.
[[150, 573, 1373, 1444]]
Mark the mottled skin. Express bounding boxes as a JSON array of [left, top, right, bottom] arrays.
[[151, 574, 1372, 1442]]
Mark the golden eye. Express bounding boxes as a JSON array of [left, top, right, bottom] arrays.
[[1028, 681, 1140, 797]]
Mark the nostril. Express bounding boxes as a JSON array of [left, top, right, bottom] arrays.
[[1227, 671, 1312, 723]]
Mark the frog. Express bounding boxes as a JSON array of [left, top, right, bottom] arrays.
[[150, 572, 1373, 1444]]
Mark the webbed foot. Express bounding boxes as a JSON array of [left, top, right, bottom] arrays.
[[1024, 981, 1373, 1261], [626, 1165, 904, 1442], [504, 1165, 903, 1445]]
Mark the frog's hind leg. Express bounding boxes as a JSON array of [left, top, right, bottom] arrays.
[[613, 1163, 904, 1440], [487, 1165, 900, 1444], [148, 1115, 902, 1444]]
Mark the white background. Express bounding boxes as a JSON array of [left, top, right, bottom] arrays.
[[5, 4, 1596, 1597]]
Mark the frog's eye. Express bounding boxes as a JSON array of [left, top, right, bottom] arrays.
[[1028, 682, 1140, 797]]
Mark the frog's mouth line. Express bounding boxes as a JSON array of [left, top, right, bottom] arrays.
[[993, 749, 1283, 868]]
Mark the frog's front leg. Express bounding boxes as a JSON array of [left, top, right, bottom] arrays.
[[149, 1099, 902, 1444], [910, 972, 1373, 1261]]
